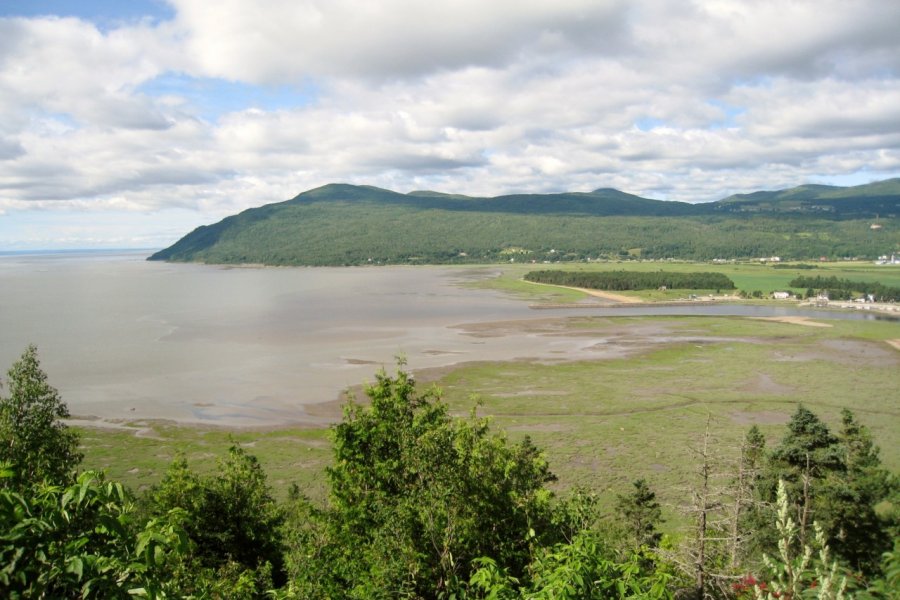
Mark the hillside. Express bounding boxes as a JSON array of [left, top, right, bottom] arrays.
[[149, 180, 900, 265], [717, 178, 900, 217]]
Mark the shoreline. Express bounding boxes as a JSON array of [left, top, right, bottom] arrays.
[[67, 308, 899, 434]]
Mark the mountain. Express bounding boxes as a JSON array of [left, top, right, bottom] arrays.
[[149, 180, 900, 265], [716, 178, 900, 217]]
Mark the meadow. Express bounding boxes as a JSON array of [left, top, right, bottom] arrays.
[[467, 259, 900, 302]]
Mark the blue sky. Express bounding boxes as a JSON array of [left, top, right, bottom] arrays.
[[136, 74, 318, 123], [1, 0, 899, 249], [2, 0, 174, 26]]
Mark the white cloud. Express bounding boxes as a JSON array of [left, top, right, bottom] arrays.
[[0, 1, 898, 247], [170, 0, 630, 82]]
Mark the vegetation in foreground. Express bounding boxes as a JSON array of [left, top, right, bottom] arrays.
[[2, 346, 898, 598]]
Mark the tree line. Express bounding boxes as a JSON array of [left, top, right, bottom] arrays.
[[1, 346, 897, 598], [789, 276, 900, 302], [524, 269, 736, 291]]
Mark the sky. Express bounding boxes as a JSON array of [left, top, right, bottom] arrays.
[[1, 1, 899, 249]]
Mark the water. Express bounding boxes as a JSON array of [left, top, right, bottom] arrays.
[[0, 251, 891, 426]]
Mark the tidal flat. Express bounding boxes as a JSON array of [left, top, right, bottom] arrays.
[[78, 314, 900, 509], [2, 252, 897, 506]]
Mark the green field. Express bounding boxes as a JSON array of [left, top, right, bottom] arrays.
[[78, 424, 332, 500], [77, 312, 900, 525], [435, 316, 900, 517], [467, 260, 900, 302]]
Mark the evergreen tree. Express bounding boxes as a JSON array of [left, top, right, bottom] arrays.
[[616, 479, 664, 548], [757, 406, 895, 577], [0, 345, 81, 489], [768, 405, 843, 478], [818, 410, 896, 575], [743, 425, 766, 472]]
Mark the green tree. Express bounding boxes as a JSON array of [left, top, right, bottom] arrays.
[[147, 445, 286, 595], [0, 468, 188, 599], [817, 410, 896, 575], [616, 479, 664, 548], [769, 406, 843, 479], [755, 407, 896, 578], [743, 425, 766, 471], [0, 345, 81, 490], [292, 364, 558, 598], [468, 532, 674, 599], [759, 405, 843, 546], [750, 480, 848, 600]]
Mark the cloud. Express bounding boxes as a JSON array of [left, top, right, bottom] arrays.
[[0, 136, 25, 160], [0, 1, 898, 247], [170, 0, 631, 82]]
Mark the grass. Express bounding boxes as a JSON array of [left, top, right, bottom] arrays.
[[76, 314, 900, 525], [465, 261, 900, 303], [435, 316, 900, 521], [78, 424, 332, 501]]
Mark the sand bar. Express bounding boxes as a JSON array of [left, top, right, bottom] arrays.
[[751, 316, 833, 327]]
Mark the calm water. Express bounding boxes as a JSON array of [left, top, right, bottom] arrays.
[[0, 251, 890, 426]]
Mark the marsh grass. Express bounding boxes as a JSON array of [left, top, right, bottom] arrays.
[[77, 315, 899, 522], [78, 424, 332, 500]]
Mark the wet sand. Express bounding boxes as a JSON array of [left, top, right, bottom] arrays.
[[4, 253, 893, 431], [521, 279, 643, 303], [751, 316, 833, 327], [71, 315, 660, 429]]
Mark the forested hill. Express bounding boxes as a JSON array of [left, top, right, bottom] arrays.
[[148, 179, 900, 265], [716, 178, 900, 217]]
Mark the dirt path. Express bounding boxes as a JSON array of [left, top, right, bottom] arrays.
[[523, 279, 644, 303], [571, 286, 644, 303]]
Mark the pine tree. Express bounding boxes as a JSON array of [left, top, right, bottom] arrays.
[[757, 406, 896, 577], [616, 478, 664, 548]]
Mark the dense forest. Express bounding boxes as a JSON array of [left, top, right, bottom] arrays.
[[524, 270, 736, 291], [1, 347, 898, 598], [148, 180, 900, 266]]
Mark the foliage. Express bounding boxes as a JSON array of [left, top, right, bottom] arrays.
[[289, 364, 558, 598], [0, 345, 81, 490], [616, 479, 664, 548], [467, 532, 674, 599], [821, 411, 897, 576], [148, 182, 900, 266], [0, 468, 187, 599], [147, 446, 286, 595], [524, 270, 736, 291], [750, 480, 848, 600], [788, 276, 900, 302], [774, 264, 816, 269], [753, 407, 896, 577], [2, 346, 899, 597], [862, 542, 900, 599], [768, 406, 844, 478]]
